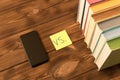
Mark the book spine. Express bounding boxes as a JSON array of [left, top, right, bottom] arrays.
[[93, 34, 106, 59], [80, 0, 87, 28], [95, 43, 111, 70], [89, 10, 120, 53], [77, 0, 86, 26], [82, 0, 104, 34], [84, 8, 93, 36], [83, 9, 89, 35], [84, 16, 95, 48], [90, 24, 102, 52], [93, 25, 120, 60]]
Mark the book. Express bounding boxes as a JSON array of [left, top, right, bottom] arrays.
[[77, 0, 120, 70], [81, 0, 103, 31], [77, 0, 86, 25], [93, 25, 120, 59], [92, 6, 120, 22], [91, 0, 120, 15], [77, 0, 103, 27], [82, 0, 120, 36], [91, 16, 120, 54], [84, 6, 120, 37], [84, 6, 120, 47], [95, 37, 120, 70]]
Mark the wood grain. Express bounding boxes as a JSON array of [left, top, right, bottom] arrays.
[[0, 0, 120, 80], [0, 40, 95, 80], [0, 12, 83, 72], [0, 0, 78, 40], [110, 75, 120, 80], [71, 64, 120, 80], [0, 0, 31, 12]]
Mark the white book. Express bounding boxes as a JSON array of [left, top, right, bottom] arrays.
[[90, 16, 120, 59], [84, 8, 92, 37], [84, 0, 120, 47], [84, 6, 120, 37], [93, 25, 120, 59], [84, 16, 95, 48], [77, 0, 86, 25], [81, 0, 90, 31], [77, 0, 102, 29], [95, 37, 120, 70]]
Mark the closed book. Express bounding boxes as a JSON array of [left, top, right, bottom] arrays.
[[91, 16, 120, 53], [91, 0, 120, 15], [95, 37, 120, 70], [84, 5, 120, 47], [81, 0, 103, 31], [77, 0, 86, 24], [93, 25, 120, 59], [77, 0, 102, 26], [83, 0, 120, 37], [84, 6, 120, 37]]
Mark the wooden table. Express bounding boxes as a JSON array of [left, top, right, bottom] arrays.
[[0, 0, 120, 80]]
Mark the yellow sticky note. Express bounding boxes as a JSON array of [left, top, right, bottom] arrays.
[[50, 30, 72, 50]]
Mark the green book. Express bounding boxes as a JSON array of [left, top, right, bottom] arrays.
[[108, 37, 120, 50], [95, 37, 120, 70]]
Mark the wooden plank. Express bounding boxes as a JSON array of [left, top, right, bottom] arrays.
[[111, 75, 120, 80], [0, 13, 83, 72], [0, 0, 31, 12], [71, 64, 120, 80], [0, 0, 63, 12], [0, 40, 96, 80], [0, 0, 79, 39]]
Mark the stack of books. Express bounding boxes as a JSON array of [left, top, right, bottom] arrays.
[[77, 0, 120, 70]]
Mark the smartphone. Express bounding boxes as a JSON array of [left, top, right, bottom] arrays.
[[20, 31, 49, 67]]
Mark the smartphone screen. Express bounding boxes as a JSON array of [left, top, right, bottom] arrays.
[[20, 31, 49, 67]]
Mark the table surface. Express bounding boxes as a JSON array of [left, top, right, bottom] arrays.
[[0, 0, 120, 80]]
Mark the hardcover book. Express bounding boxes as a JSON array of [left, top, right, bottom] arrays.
[[84, 6, 120, 47], [95, 37, 120, 70]]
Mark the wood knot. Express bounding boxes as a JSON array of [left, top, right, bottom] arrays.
[[52, 60, 79, 78], [32, 8, 39, 14]]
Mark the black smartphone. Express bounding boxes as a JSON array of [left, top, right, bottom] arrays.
[[20, 31, 49, 67]]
